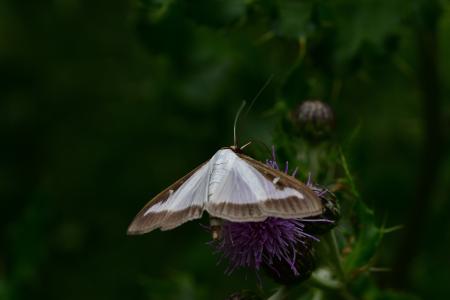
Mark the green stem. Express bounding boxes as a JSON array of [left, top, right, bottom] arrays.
[[309, 270, 342, 291], [324, 230, 346, 282], [267, 286, 289, 300], [309, 269, 356, 300], [323, 230, 358, 300], [311, 289, 324, 300]]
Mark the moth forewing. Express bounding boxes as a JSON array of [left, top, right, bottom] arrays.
[[237, 153, 323, 217], [127, 161, 209, 235], [205, 150, 323, 221]]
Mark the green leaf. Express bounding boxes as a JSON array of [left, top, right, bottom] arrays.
[[331, 0, 408, 60], [343, 200, 383, 272], [339, 147, 360, 198]]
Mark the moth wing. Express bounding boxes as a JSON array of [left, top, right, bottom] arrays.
[[206, 152, 322, 221], [127, 161, 210, 235], [239, 153, 323, 217]]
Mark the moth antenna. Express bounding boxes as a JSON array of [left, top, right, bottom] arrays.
[[240, 141, 252, 150], [233, 75, 274, 149], [245, 74, 274, 116], [249, 139, 272, 157], [233, 101, 247, 148]]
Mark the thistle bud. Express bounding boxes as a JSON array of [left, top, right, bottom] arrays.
[[292, 100, 335, 140]]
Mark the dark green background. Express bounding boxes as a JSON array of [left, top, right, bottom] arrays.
[[1, 0, 449, 299]]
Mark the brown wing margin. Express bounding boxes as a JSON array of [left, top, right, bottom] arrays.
[[237, 153, 323, 218], [127, 161, 208, 235]]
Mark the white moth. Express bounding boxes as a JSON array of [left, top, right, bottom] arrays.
[[128, 100, 323, 235], [127, 146, 323, 235]]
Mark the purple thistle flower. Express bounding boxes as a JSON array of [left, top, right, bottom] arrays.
[[216, 217, 316, 275]]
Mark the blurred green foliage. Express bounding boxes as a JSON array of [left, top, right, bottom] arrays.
[[1, 0, 450, 299]]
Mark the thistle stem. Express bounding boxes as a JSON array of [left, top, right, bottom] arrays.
[[324, 230, 346, 282], [321, 230, 358, 300], [267, 285, 289, 300], [309, 271, 342, 290], [311, 289, 324, 300]]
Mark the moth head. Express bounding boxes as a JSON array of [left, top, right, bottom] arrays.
[[229, 141, 252, 154], [228, 145, 243, 154]]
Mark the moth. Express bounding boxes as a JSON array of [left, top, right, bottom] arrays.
[[127, 102, 323, 235], [127, 145, 323, 235]]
